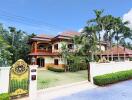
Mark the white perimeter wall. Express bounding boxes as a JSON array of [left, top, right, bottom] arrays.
[[90, 61, 132, 83], [0, 67, 10, 94]]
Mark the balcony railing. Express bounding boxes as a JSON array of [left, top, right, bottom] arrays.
[[37, 49, 52, 52]]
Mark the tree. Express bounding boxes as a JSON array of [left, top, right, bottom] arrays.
[[60, 43, 69, 71], [0, 34, 12, 66], [87, 10, 105, 58], [112, 17, 131, 61], [75, 26, 97, 81], [0, 24, 33, 64]]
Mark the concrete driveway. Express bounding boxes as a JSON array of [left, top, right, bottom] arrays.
[[55, 80, 132, 100]]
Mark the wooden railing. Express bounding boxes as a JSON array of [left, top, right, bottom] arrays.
[[36, 49, 52, 53]]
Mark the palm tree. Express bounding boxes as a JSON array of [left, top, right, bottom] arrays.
[[87, 10, 104, 58], [75, 26, 97, 81], [112, 17, 130, 61], [60, 43, 70, 71]]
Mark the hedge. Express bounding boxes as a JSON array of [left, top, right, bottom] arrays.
[[47, 67, 65, 72], [0, 93, 9, 100], [93, 70, 132, 86]]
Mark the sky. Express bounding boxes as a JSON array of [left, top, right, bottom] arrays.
[[0, 0, 132, 35]]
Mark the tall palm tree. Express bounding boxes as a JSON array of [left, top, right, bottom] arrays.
[[77, 26, 97, 81], [87, 10, 104, 58], [112, 17, 130, 61]]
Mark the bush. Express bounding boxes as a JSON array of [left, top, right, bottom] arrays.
[[68, 63, 87, 72], [98, 57, 109, 63], [93, 70, 132, 86], [48, 67, 65, 72], [0, 93, 9, 100]]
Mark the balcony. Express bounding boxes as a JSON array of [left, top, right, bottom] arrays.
[[37, 49, 52, 53]]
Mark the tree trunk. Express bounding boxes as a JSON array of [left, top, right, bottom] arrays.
[[99, 33, 102, 59], [116, 32, 120, 61], [87, 62, 90, 82]]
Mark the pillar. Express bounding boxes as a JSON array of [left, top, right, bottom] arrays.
[[29, 65, 38, 100], [34, 42, 37, 53], [0, 67, 10, 94]]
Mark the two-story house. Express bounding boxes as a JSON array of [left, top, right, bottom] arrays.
[[29, 31, 107, 68]]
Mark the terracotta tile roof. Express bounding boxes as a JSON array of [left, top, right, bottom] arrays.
[[31, 38, 51, 41], [101, 45, 132, 57], [29, 52, 59, 56], [36, 34, 54, 38], [59, 31, 81, 37]]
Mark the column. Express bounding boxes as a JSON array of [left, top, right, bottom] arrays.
[[0, 67, 10, 94], [29, 65, 38, 100], [34, 42, 37, 53]]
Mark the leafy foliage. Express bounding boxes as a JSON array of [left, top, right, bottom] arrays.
[[93, 70, 132, 86], [47, 66, 65, 72], [0, 23, 35, 65], [0, 93, 9, 100]]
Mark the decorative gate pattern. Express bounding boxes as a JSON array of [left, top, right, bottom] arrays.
[[9, 59, 29, 98]]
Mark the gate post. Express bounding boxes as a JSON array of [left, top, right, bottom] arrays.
[[29, 65, 38, 99], [0, 67, 10, 94]]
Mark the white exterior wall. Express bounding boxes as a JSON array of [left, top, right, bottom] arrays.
[[44, 56, 65, 64], [0, 67, 10, 94], [90, 61, 132, 83], [45, 57, 54, 64], [37, 55, 66, 66], [52, 41, 68, 52], [97, 45, 106, 51], [52, 41, 106, 53]]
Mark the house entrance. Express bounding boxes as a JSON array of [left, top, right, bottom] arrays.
[[37, 58, 45, 67]]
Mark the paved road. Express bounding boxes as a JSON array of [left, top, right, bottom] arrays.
[[55, 80, 132, 100]]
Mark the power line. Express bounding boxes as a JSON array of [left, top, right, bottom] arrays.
[[0, 14, 61, 35], [0, 9, 68, 31], [0, 13, 61, 32]]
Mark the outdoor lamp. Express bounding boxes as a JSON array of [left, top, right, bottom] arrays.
[[31, 57, 36, 65]]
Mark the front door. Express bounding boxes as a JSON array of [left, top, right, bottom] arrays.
[[37, 58, 45, 67]]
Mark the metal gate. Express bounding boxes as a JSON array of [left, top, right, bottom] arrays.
[[9, 59, 29, 98]]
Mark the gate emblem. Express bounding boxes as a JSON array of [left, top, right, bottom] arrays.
[[9, 59, 29, 98]]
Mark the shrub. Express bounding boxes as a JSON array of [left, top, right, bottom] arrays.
[[68, 63, 87, 72], [0, 93, 9, 100], [47, 66, 65, 72], [93, 70, 132, 86], [98, 57, 109, 63]]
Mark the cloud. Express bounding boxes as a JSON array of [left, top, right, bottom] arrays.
[[78, 28, 84, 32], [123, 8, 132, 29]]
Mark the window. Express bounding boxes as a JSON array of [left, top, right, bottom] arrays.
[[67, 60, 74, 65], [54, 59, 59, 65], [38, 43, 46, 50], [68, 44, 74, 49], [54, 44, 58, 50]]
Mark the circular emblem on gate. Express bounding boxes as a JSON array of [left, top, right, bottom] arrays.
[[12, 59, 28, 75], [14, 65, 27, 75]]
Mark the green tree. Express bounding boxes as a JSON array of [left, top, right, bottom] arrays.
[[75, 26, 97, 81], [88, 10, 104, 53], [0, 35, 12, 66]]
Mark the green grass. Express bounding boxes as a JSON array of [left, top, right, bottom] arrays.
[[37, 70, 87, 90]]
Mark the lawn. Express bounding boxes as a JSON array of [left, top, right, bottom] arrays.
[[37, 70, 87, 90]]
